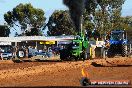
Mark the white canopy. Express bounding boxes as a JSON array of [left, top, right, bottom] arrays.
[[0, 36, 75, 42]]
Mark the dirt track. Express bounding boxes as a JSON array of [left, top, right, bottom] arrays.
[[0, 57, 132, 87]]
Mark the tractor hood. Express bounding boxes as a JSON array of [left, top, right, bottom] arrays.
[[109, 40, 127, 45]]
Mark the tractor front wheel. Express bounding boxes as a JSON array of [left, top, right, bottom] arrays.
[[107, 47, 115, 58]]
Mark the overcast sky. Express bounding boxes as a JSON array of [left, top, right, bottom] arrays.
[[0, 0, 131, 36]]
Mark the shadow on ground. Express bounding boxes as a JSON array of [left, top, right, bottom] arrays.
[[91, 62, 132, 67]]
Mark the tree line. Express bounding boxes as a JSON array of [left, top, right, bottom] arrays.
[[0, 0, 132, 40]]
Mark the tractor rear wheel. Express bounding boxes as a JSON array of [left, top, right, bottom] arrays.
[[84, 52, 88, 60], [122, 44, 127, 57], [82, 49, 90, 60], [81, 52, 87, 61]]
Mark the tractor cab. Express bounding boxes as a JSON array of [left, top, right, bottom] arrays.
[[110, 30, 127, 45]]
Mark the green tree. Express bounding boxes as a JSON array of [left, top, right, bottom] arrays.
[[119, 16, 132, 40], [120, 16, 132, 30], [82, 10, 94, 38], [47, 10, 76, 36], [90, 0, 126, 39], [4, 3, 46, 36], [0, 25, 10, 37]]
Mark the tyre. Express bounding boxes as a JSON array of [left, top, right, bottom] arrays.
[[103, 50, 108, 58], [16, 49, 26, 58], [107, 45, 115, 58], [81, 50, 88, 61], [60, 50, 64, 60], [122, 44, 127, 57], [80, 77, 91, 86], [60, 49, 68, 60], [85, 47, 90, 60], [28, 55, 32, 58], [8, 57, 12, 60], [84, 52, 88, 60]]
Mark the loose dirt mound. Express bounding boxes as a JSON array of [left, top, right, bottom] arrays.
[[90, 57, 132, 67]]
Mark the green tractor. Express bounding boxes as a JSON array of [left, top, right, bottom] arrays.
[[60, 33, 90, 61], [59, 13, 90, 61]]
